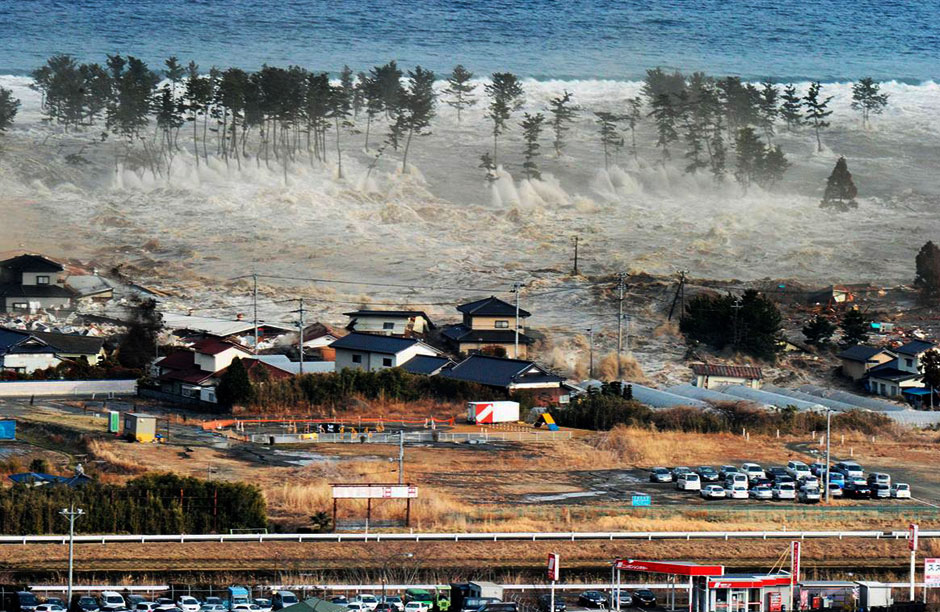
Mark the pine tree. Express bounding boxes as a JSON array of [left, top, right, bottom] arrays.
[[479, 151, 497, 183], [851, 77, 889, 129], [919, 350, 940, 397], [484, 72, 524, 164], [443, 64, 477, 123], [914, 241, 940, 300], [625, 97, 642, 162], [594, 111, 624, 171], [802, 315, 836, 346], [779, 84, 803, 131], [734, 126, 764, 191], [757, 145, 789, 188], [520, 112, 545, 179], [839, 309, 869, 348], [758, 80, 779, 144], [328, 79, 353, 179], [398, 66, 436, 173], [803, 81, 832, 152], [820, 156, 858, 211], [216, 357, 254, 408], [547, 90, 577, 156], [648, 93, 678, 163], [0, 87, 19, 132]]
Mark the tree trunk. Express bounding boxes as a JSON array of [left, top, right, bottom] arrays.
[[335, 117, 343, 179], [192, 114, 200, 168], [365, 115, 372, 150], [401, 126, 414, 174]]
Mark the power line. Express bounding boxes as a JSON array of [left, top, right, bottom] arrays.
[[230, 273, 507, 294]]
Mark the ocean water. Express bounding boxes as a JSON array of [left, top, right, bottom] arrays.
[[0, 0, 938, 81]]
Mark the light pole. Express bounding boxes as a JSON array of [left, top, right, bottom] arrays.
[[382, 552, 414, 608], [824, 409, 832, 503], [60, 504, 85, 608]]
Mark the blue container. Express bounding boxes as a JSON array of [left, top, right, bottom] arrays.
[[0, 420, 15, 440]]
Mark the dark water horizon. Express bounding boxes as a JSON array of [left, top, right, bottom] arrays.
[[0, 0, 938, 82]]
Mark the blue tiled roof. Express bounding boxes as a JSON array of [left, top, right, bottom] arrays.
[[330, 332, 428, 355], [442, 354, 562, 388]]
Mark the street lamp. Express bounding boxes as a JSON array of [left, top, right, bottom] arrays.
[[824, 409, 832, 504], [60, 505, 85, 608], [382, 552, 415, 609]]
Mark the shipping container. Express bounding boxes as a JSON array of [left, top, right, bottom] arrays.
[[0, 420, 15, 440], [467, 401, 520, 424]]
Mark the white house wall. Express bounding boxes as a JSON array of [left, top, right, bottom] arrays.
[[0, 353, 62, 373]]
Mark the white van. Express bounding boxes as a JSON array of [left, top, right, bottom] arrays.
[[741, 463, 766, 481], [725, 473, 748, 488], [676, 472, 702, 491], [786, 460, 812, 481], [99, 594, 126, 612]]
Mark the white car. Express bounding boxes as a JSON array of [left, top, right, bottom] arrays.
[[892, 483, 912, 499], [404, 603, 428, 612], [100, 593, 126, 612], [725, 473, 748, 489], [773, 482, 796, 500], [346, 605, 366, 612], [741, 463, 766, 481], [35, 606, 64, 612], [750, 485, 773, 500], [136, 604, 160, 612], [178, 598, 201, 612], [352, 596, 378, 611], [827, 483, 843, 498], [834, 461, 864, 479], [676, 472, 701, 491], [786, 460, 812, 481], [700, 484, 726, 499], [232, 605, 261, 612], [799, 486, 821, 503], [381, 598, 404, 612], [253, 601, 273, 612], [728, 485, 749, 499], [156, 600, 177, 612]]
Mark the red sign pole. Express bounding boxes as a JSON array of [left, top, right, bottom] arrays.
[[790, 541, 801, 612], [548, 553, 559, 612], [910, 524, 919, 601]]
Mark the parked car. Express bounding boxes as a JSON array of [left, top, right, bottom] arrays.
[[800, 476, 820, 488], [834, 461, 864, 479], [608, 591, 633, 609], [351, 596, 378, 612], [827, 483, 843, 498], [844, 482, 872, 499], [134, 604, 159, 612], [374, 604, 397, 612], [724, 473, 748, 489], [45, 600, 66, 609], [232, 605, 261, 612], [696, 466, 720, 482], [479, 604, 517, 612], [750, 485, 773, 500], [799, 486, 821, 503], [403, 603, 428, 612], [203, 600, 224, 608], [459, 599, 498, 612], [272, 594, 298, 612], [892, 483, 912, 499], [775, 474, 795, 485], [719, 465, 740, 479], [773, 482, 796, 500], [99, 594, 126, 612], [767, 466, 789, 482], [786, 460, 812, 481], [700, 484, 726, 499], [828, 472, 846, 486], [741, 463, 766, 481], [672, 466, 693, 479], [577, 592, 608, 609], [633, 590, 657, 608], [329, 599, 348, 606], [380, 597, 404, 612], [156, 600, 177, 612], [177, 598, 200, 612], [676, 472, 702, 491], [537, 594, 567, 612], [347, 605, 367, 612], [201, 606, 226, 612], [252, 601, 272, 612], [870, 483, 891, 499], [867, 472, 891, 487], [728, 485, 749, 499], [36, 606, 65, 612], [649, 467, 673, 483], [126, 597, 147, 609], [810, 462, 827, 476], [72, 598, 100, 612]]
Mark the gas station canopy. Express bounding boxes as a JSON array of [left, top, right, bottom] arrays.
[[615, 560, 726, 576]]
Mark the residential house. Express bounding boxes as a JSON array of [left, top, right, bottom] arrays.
[[301, 322, 339, 361], [8, 469, 92, 488], [0, 254, 75, 313], [252, 354, 334, 375], [330, 332, 439, 372], [865, 340, 935, 398], [442, 296, 533, 359], [343, 310, 434, 338], [441, 354, 569, 404], [837, 345, 895, 381], [0, 328, 106, 374], [155, 338, 253, 403], [691, 363, 763, 389], [401, 355, 454, 376], [161, 312, 294, 347]]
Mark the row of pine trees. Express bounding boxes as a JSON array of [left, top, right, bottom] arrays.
[[0, 473, 266, 534], [0, 58, 890, 190]]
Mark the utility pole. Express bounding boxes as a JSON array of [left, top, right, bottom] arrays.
[[587, 328, 594, 379], [824, 409, 832, 503], [731, 295, 744, 348], [512, 281, 524, 357], [252, 273, 259, 349], [617, 273, 625, 378], [571, 236, 579, 275], [297, 298, 305, 375], [60, 504, 84, 608], [667, 271, 687, 321], [398, 429, 404, 485]]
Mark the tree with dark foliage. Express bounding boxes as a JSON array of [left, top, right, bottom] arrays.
[[216, 357, 254, 408], [915, 241, 940, 301], [117, 298, 162, 370], [680, 289, 783, 360], [803, 314, 836, 346], [820, 156, 858, 211], [839, 309, 869, 348]]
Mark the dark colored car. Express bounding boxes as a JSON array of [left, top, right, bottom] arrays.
[[751, 477, 773, 488], [633, 590, 657, 608], [537, 594, 566, 612], [479, 604, 518, 612], [577, 592, 608, 609], [844, 483, 872, 499], [374, 605, 397, 612], [328, 598, 347, 606], [46, 601, 67, 609], [696, 466, 720, 482], [767, 467, 788, 482], [126, 597, 146, 609], [71, 596, 100, 612], [3, 592, 41, 612]]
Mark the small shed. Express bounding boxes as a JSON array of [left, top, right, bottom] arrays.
[[123, 413, 157, 443], [0, 419, 15, 440]]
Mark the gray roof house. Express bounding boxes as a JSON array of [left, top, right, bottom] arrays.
[[330, 332, 440, 373], [0, 254, 75, 313]]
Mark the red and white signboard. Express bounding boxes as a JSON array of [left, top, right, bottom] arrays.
[[925, 558, 940, 588], [332, 484, 418, 499], [467, 401, 520, 424], [548, 552, 560, 581], [791, 541, 801, 584], [910, 523, 919, 552]]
